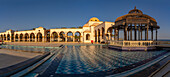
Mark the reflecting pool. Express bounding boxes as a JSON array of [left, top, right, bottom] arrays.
[[1, 45, 169, 77], [37, 45, 168, 77]]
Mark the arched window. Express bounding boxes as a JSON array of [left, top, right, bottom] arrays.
[[86, 34, 90, 40]]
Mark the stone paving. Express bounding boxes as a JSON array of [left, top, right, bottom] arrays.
[[5, 42, 95, 47], [0, 49, 42, 69]]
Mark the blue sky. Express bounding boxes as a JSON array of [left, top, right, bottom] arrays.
[[0, 0, 170, 39]]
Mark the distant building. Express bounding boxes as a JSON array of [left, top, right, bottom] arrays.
[[0, 17, 114, 43]]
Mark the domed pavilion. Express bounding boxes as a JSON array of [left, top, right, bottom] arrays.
[[113, 6, 160, 41]]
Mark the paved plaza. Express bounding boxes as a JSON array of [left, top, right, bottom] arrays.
[[0, 49, 42, 69]]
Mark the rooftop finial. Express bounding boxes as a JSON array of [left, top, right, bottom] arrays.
[[134, 6, 136, 9]]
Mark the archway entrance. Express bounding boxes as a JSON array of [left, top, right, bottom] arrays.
[[75, 31, 81, 42], [37, 33, 42, 42], [59, 31, 65, 42], [46, 31, 50, 42], [67, 31, 73, 42], [52, 32, 58, 42], [25, 33, 29, 42], [20, 34, 23, 42], [15, 34, 19, 42], [7, 34, 10, 41], [30, 33, 35, 42]]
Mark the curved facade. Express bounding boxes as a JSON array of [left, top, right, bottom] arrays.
[[0, 17, 114, 43]]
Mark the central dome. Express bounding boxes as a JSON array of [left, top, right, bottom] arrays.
[[89, 17, 100, 22], [115, 6, 156, 22]]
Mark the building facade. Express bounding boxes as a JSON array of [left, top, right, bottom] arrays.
[[0, 17, 114, 43]]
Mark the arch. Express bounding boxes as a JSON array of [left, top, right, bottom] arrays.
[[98, 29, 100, 42], [0, 35, 3, 41], [95, 30, 97, 42], [4, 34, 6, 41], [86, 34, 90, 40], [102, 27, 105, 39], [75, 31, 81, 42], [107, 27, 113, 40], [25, 33, 29, 42], [15, 34, 19, 42], [20, 34, 23, 42], [52, 31, 58, 42], [46, 31, 50, 42], [30, 33, 35, 42], [67, 31, 73, 42], [7, 34, 10, 41], [59, 31, 65, 42], [37, 32, 42, 42]]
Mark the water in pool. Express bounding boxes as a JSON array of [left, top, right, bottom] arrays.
[[1, 45, 168, 77], [36, 45, 167, 77]]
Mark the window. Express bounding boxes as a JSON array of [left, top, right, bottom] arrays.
[[86, 34, 90, 40]]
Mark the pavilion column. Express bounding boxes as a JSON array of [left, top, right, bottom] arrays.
[[138, 24, 140, 40], [134, 24, 137, 41], [114, 28, 116, 40], [117, 29, 119, 41], [130, 24, 132, 40], [128, 30, 129, 40], [145, 25, 147, 40], [146, 24, 149, 40], [151, 27, 153, 40], [141, 30, 142, 40], [124, 25, 128, 40]]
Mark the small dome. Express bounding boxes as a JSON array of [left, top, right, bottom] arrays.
[[89, 17, 100, 22], [128, 6, 143, 14], [38, 27, 43, 28]]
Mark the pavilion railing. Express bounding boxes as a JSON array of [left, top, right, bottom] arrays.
[[109, 40, 163, 47]]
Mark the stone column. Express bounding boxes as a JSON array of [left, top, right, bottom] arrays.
[[146, 24, 149, 40], [14, 36, 15, 42], [114, 28, 116, 40], [138, 24, 141, 40], [134, 24, 137, 41], [141, 30, 142, 40], [130, 24, 132, 40], [128, 30, 129, 40], [42, 36, 45, 42], [151, 27, 153, 40], [124, 25, 128, 40], [117, 29, 119, 41], [35, 36, 37, 42], [96, 31, 98, 42], [73, 33, 75, 42], [23, 35, 25, 42], [65, 34, 67, 42]]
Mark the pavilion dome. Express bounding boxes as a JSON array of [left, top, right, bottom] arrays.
[[115, 6, 156, 22], [89, 17, 100, 22]]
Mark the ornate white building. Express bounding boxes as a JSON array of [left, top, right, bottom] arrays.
[[0, 17, 114, 43]]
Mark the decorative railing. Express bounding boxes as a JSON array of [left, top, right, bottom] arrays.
[[109, 40, 163, 47]]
